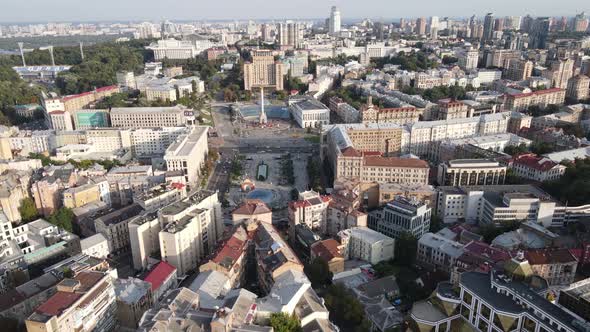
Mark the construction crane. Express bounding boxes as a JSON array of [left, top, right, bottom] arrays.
[[39, 45, 55, 66]]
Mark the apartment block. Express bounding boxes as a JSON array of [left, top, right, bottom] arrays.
[[110, 106, 186, 128], [164, 126, 209, 185], [338, 227, 395, 265], [25, 271, 117, 332]]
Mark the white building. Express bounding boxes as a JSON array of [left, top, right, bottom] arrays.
[[128, 213, 161, 271], [125, 127, 187, 157], [80, 233, 110, 259], [436, 184, 590, 227], [147, 39, 215, 60], [110, 106, 186, 128], [329, 6, 341, 35], [158, 190, 223, 276], [48, 111, 74, 132], [338, 227, 395, 265], [288, 191, 330, 235], [290, 98, 330, 128], [164, 126, 209, 185]]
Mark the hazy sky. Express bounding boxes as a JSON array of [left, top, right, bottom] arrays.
[[1, 0, 589, 23]]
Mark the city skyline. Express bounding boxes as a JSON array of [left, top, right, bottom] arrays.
[[1, 0, 589, 23]]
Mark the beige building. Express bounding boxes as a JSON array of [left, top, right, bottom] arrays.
[[159, 190, 223, 276], [360, 97, 422, 124], [504, 59, 534, 81], [110, 106, 186, 128], [145, 86, 177, 102], [243, 50, 284, 91], [62, 183, 101, 209], [437, 159, 507, 186], [544, 58, 575, 89], [25, 271, 117, 332], [310, 239, 344, 274], [567, 74, 590, 101], [504, 88, 566, 111], [436, 99, 469, 120], [525, 249, 578, 285], [198, 226, 248, 287], [128, 213, 160, 271], [164, 126, 209, 185]]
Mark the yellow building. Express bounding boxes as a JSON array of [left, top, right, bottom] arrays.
[[62, 183, 101, 209]]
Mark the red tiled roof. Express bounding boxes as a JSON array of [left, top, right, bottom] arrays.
[[311, 239, 342, 261], [211, 235, 246, 265], [525, 249, 578, 265], [363, 156, 429, 168], [143, 261, 177, 291], [464, 241, 511, 263], [62, 85, 118, 101], [513, 154, 560, 172], [35, 291, 82, 316], [341, 147, 362, 157], [232, 199, 272, 216]]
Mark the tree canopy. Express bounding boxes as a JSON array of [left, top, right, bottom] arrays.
[[269, 313, 302, 332], [47, 207, 75, 233], [18, 198, 39, 223], [324, 283, 371, 332], [304, 257, 333, 289], [543, 157, 590, 206]]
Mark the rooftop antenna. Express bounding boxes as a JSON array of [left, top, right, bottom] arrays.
[[40, 45, 55, 66], [17, 42, 26, 67], [79, 42, 85, 60]]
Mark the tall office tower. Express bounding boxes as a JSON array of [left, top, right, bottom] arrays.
[[482, 13, 495, 41], [429, 16, 439, 34], [329, 6, 341, 35], [573, 12, 589, 32], [520, 15, 534, 33], [416, 17, 427, 35], [374, 22, 384, 41], [243, 50, 284, 91], [529, 17, 550, 49], [469, 15, 477, 38], [494, 18, 504, 31], [278, 22, 299, 48]]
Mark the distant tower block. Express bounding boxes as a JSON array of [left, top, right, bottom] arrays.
[[259, 87, 267, 125], [18, 42, 26, 67]]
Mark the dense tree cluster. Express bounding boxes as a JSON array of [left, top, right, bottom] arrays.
[[373, 51, 439, 71], [323, 283, 371, 332], [0, 64, 44, 126], [543, 158, 590, 206], [18, 198, 39, 223], [55, 43, 146, 94], [401, 84, 475, 102], [304, 257, 333, 290]]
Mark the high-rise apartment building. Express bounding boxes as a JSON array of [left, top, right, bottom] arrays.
[[567, 74, 590, 101], [416, 17, 427, 35], [278, 22, 300, 49], [243, 50, 284, 91], [329, 6, 341, 35], [545, 58, 575, 89], [529, 17, 550, 49], [482, 13, 495, 41], [158, 190, 223, 276], [504, 59, 534, 81]]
